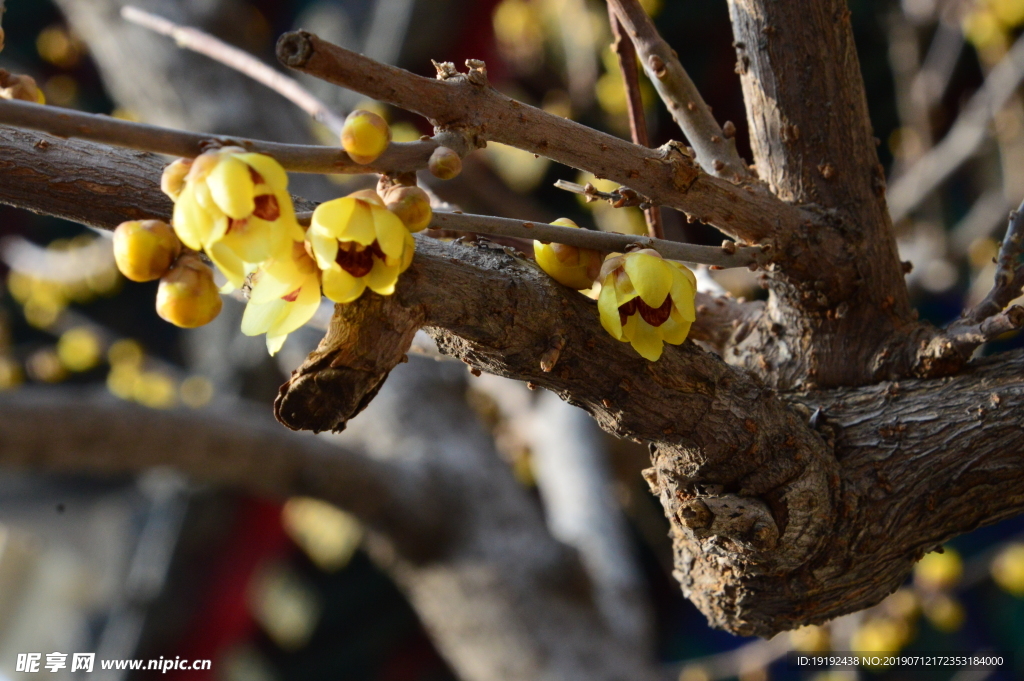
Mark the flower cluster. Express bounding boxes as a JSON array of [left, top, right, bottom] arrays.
[[112, 115, 439, 355], [533, 221, 698, 361]]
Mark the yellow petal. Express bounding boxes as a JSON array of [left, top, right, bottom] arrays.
[[400, 232, 416, 272], [266, 332, 288, 356], [172, 184, 212, 250], [660, 311, 692, 345], [669, 260, 698, 290], [207, 156, 256, 219], [598, 279, 624, 340], [314, 198, 376, 245], [624, 252, 672, 307], [627, 316, 664, 361], [271, 282, 322, 336], [236, 153, 289, 192], [219, 219, 275, 264], [670, 268, 697, 322], [308, 228, 339, 270], [241, 297, 287, 336], [322, 266, 366, 303], [206, 241, 248, 289], [372, 205, 409, 259], [365, 258, 401, 295], [249, 268, 295, 305]]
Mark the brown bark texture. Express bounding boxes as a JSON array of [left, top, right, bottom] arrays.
[[2, 0, 1024, 641]]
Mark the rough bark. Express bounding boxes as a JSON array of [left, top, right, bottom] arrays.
[[724, 0, 932, 388]]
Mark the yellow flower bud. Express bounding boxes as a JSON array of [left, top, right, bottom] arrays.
[[113, 220, 182, 282], [533, 218, 603, 289], [383, 185, 433, 232], [161, 158, 193, 201], [0, 71, 45, 104], [156, 254, 222, 328], [428, 146, 462, 179], [341, 110, 391, 164]]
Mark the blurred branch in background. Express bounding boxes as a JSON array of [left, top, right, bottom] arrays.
[[888, 27, 1024, 223], [120, 5, 346, 134]]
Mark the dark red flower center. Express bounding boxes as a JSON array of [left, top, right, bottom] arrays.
[[336, 241, 385, 278], [253, 194, 280, 221], [282, 288, 301, 303], [618, 294, 673, 327], [249, 167, 265, 185]]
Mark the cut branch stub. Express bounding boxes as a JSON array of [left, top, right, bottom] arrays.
[[275, 292, 424, 432]]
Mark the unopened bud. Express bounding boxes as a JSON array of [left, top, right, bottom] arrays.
[[113, 220, 182, 282], [384, 185, 432, 232], [428, 146, 462, 180], [161, 158, 193, 200], [0, 71, 44, 104], [341, 109, 391, 165], [156, 254, 222, 328]]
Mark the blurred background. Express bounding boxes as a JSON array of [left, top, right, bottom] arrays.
[[2, 0, 1024, 679]]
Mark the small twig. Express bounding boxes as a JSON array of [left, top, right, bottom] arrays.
[[962, 199, 1024, 325], [121, 6, 346, 134], [888, 30, 1024, 223], [553, 179, 649, 208], [295, 209, 768, 269], [607, 0, 748, 180], [0, 98, 471, 174], [947, 305, 1024, 349], [607, 5, 664, 239], [276, 30, 806, 245]]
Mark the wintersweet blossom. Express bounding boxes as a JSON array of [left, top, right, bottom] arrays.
[[307, 191, 415, 304], [597, 249, 696, 361], [241, 242, 322, 355], [169, 148, 303, 288], [533, 218, 604, 290]]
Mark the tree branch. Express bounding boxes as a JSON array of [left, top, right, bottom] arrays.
[[607, 0, 749, 180], [961, 199, 1024, 325], [11, 104, 1024, 641], [0, 99, 466, 175], [606, 4, 664, 239], [120, 6, 346, 134], [275, 30, 807, 245]]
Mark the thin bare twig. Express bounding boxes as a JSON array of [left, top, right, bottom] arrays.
[[962, 198, 1024, 325], [276, 30, 804, 245], [553, 179, 649, 208], [296, 209, 768, 269], [121, 6, 347, 134], [607, 0, 748, 180], [0, 98, 469, 174], [888, 31, 1024, 223], [607, 5, 664, 239]]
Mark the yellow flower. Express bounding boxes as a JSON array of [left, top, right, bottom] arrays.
[[533, 218, 603, 289], [597, 249, 696, 361], [307, 191, 415, 304], [241, 242, 323, 355], [171, 148, 304, 288]]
